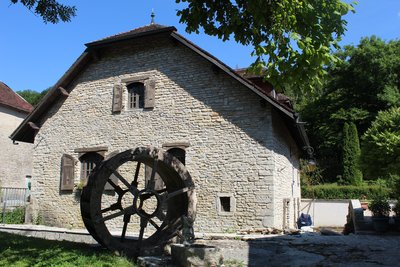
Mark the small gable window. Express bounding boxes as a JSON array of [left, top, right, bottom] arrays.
[[127, 82, 145, 109], [79, 152, 104, 182]]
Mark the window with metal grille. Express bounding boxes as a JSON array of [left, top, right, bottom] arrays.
[[127, 82, 145, 109]]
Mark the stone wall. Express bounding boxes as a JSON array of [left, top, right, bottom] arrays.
[[31, 36, 299, 232], [0, 106, 33, 188], [271, 110, 301, 229]]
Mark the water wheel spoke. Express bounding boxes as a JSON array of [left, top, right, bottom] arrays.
[[105, 178, 122, 195], [96, 205, 134, 223], [101, 203, 121, 214], [131, 162, 141, 188], [147, 160, 159, 191], [156, 210, 166, 221], [120, 214, 131, 242], [112, 170, 139, 195], [138, 218, 148, 244], [166, 187, 190, 201], [148, 218, 160, 230]]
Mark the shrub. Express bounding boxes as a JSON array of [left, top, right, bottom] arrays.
[[3, 207, 25, 224], [369, 194, 391, 217], [302, 183, 391, 200]]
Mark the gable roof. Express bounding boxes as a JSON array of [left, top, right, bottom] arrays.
[[86, 24, 175, 47], [0, 82, 33, 113], [10, 24, 309, 150]]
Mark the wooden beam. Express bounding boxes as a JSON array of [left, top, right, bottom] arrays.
[[58, 87, 69, 96], [28, 122, 40, 130]]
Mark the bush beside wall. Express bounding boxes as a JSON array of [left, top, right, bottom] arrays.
[[1, 207, 25, 224], [302, 184, 391, 200]]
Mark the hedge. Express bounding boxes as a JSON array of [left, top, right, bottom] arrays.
[[302, 184, 391, 200]]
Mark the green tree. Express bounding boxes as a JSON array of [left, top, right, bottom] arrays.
[[342, 122, 363, 185], [300, 37, 400, 181], [361, 107, 400, 180], [17, 88, 50, 106], [176, 0, 355, 93], [9, 0, 76, 24]]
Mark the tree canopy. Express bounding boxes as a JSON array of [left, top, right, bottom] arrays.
[[361, 107, 400, 180], [9, 0, 76, 23], [17, 88, 49, 106], [300, 37, 400, 181], [176, 0, 355, 92]]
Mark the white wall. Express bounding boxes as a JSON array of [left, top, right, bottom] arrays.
[[0, 106, 33, 188], [300, 199, 349, 227]]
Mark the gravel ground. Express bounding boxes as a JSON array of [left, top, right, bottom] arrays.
[[199, 233, 400, 267], [2, 225, 399, 266]]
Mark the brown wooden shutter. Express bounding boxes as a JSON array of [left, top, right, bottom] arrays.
[[112, 84, 123, 112], [144, 80, 156, 108], [61, 154, 75, 191], [104, 151, 119, 190]]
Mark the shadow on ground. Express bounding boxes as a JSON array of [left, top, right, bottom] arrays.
[[204, 233, 400, 267]]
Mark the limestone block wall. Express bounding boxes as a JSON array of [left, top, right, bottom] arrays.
[[271, 110, 301, 229], [31, 36, 297, 232], [0, 106, 33, 188]]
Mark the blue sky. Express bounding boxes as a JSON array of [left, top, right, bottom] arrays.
[[1, 0, 399, 92]]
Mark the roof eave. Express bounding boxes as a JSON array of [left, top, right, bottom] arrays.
[[10, 51, 92, 143], [0, 102, 31, 114]]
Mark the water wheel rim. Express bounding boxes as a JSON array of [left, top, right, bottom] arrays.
[[80, 147, 196, 256]]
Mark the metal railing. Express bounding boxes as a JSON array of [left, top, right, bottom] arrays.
[[0, 187, 29, 223]]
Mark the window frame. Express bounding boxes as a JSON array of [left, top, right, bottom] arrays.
[[120, 75, 156, 111], [216, 193, 236, 215], [127, 82, 145, 110]]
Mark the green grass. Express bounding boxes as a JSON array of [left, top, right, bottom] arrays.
[[0, 232, 136, 267]]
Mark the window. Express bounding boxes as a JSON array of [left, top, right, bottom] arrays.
[[167, 147, 186, 165], [217, 193, 236, 215], [127, 82, 145, 109], [79, 152, 104, 182], [220, 197, 231, 212], [113, 78, 156, 112]]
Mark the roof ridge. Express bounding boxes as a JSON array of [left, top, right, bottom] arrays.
[[86, 24, 174, 47]]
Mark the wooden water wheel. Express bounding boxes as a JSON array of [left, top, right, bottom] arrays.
[[80, 147, 196, 257]]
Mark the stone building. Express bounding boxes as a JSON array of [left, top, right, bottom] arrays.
[[0, 82, 33, 188], [11, 24, 309, 232]]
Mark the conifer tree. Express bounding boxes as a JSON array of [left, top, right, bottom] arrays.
[[342, 122, 363, 185]]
